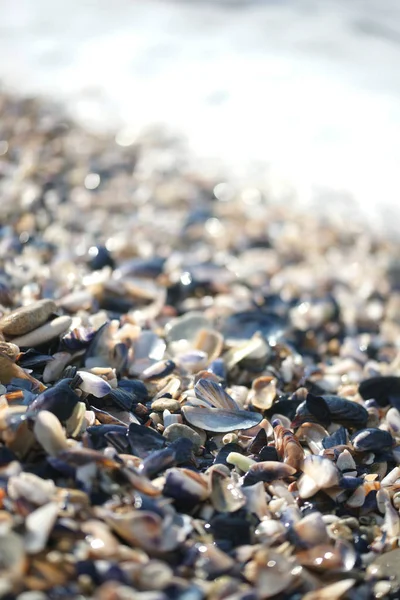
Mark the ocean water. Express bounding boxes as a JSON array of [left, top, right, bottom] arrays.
[[1, 0, 400, 229]]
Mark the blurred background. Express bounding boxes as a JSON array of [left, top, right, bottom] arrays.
[[1, 0, 400, 230]]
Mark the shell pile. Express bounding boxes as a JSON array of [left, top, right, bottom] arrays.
[[1, 92, 400, 600]]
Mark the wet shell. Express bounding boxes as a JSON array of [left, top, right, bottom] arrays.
[[351, 428, 394, 452]]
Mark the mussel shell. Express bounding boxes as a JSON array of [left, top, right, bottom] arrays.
[[127, 423, 166, 458], [214, 442, 244, 468], [219, 310, 288, 342], [27, 378, 81, 422], [293, 394, 368, 430], [322, 426, 348, 449], [351, 428, 394, 452], [182, 405, 262, 433], [86, 424, 128, 450], [359, 376, 400, 407]]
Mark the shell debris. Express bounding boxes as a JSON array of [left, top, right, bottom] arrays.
[[0, 90, 399, 598]]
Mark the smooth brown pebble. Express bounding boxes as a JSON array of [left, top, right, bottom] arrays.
[[0, 299, 56, 336], [151, 398, 181, 413]]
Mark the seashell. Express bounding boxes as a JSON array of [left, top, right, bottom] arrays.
[[0, 299, 56, 336], [10, 315, 72, 348], [293, 511, 330, 547], [246, 548, 298, 599], [359, 375, 400, 407], [378, 488, 400, 538], [163, 468, 209, 507], [129, 331, 166, 376], [298, 455, 340, 499], [303, 455, 340, 487], [194, 542, 235, 578], [296, 422, 328, 455], [27, 378, 81, 422], [219, 311, 287, 343], [100, 508, 186, 553], [140, 359, 175, 381], [194, 378, 239, 411], [296, 544, 344, 572], [33, 411, 69, 457], [351, 428, 394, 452], [25, 501, 59, 554], [127, 423, 166, 458], [84, 321, 128, 372], [209, 465, 246, 513], [386, 407, 400, 436], [165, 311, 212, 344], [193, 328, 224, 362], [162, 409, 182, 428], [242, 481, 270, 519], [224, 334, 270, 370], [336, 449, 357, 476], [175, 349, 208, 373], [8, 472, 56, 505], [153, 376, 181, 400], [61, 325, 96, 351], [82, 519, 120, 559], [182, 378, 262, 433], [163, 423, 202, 454], [65, 401, 87, 437], [381, 466, 400, 487], [321, 426, 348, 449], [208, 357, 227, 381], [255, 519, 286, 545], [182, 405, 262, 433], [292, 393, 368, 430], [242, 461, 296, 486], [141, 438, 193, 478], [0, 353, 45, 391], [42, 352, 72, 383], [274, 424, 304, 471], [77, 370, 112, 397], [248, 376, 277, 411]]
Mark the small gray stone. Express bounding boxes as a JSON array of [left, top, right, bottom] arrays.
[[151, 398, 181, 413], [10, 315, 72, 348], [0, 299, 56, 336], [163, 423, 203, 453]]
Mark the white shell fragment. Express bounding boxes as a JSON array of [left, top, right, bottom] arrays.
[[77, 370, 112, 397]]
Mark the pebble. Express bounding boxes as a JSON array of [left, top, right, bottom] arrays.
[[163, 423, 203, 453], [10, 316, 72, 348], [0, 299, 56, 336], [151, 398, 181, 413]]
